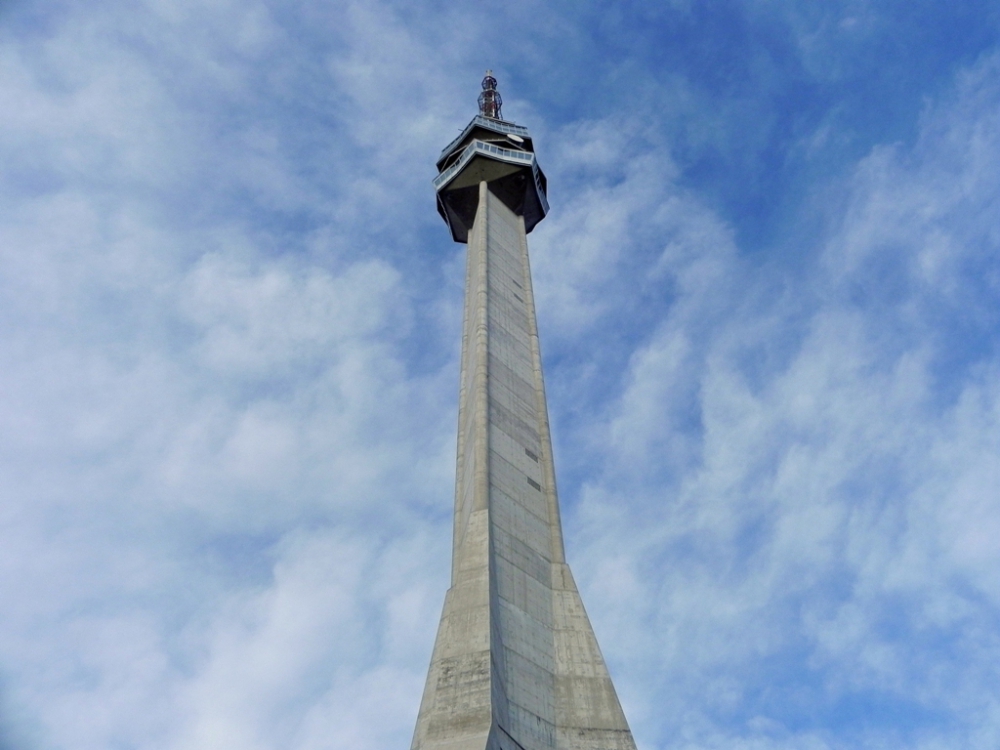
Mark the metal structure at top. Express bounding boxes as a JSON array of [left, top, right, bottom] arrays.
[[433, 73, 548, 244], [478, 71, 503, 119]]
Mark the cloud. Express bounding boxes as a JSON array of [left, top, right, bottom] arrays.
[[567, 50, 1000, 749], [0, 1, 998, 749], [0, 3, 460, 748]]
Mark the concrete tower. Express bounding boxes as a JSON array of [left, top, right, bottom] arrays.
[[411, 74, 638, 750]]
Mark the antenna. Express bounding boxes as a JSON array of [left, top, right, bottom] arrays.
[[478, 70, 502, 120]]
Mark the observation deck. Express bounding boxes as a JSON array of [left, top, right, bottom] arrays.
[[434, 80, 548, 243]]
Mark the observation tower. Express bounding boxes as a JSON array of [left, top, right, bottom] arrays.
[[411, 72, 638, 750]]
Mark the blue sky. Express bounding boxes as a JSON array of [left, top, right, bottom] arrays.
[[1, 1, 999, 748]]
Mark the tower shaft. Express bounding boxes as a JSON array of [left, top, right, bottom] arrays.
[[411, 182, 637, 750]]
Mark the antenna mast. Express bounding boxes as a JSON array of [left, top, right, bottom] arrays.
[[478, 71, 502, 120]]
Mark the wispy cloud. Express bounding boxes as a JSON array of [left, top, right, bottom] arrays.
[[1, 2, 998, 749], [567, 49, 1000, 750]]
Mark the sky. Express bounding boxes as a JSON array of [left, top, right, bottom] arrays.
[[1, 1, 999, 748]]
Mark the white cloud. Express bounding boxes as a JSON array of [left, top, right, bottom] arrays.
[[1, 1, 998, 749], [568, 51, 1000, 749], [0, 3, 459, 748]]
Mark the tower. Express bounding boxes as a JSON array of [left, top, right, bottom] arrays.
[[411, 73, 638, 750]]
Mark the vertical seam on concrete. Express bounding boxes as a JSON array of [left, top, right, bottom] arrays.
[[452, 190, 478, 582], [481, 185, 511, 737], [475, 180, 490, 516], [519, 215, 566, 564]]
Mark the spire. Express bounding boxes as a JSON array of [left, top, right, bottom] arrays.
[[478, 70, 502, 120]]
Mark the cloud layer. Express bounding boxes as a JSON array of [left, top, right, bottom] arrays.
[[1, 2, 998, 749]]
